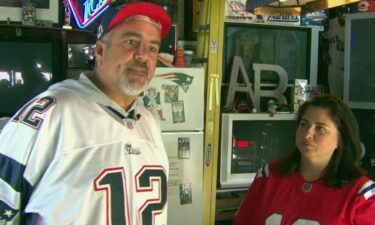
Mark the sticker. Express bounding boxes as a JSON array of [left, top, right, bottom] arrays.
[[171, 101, 185, 123], [142, 87, 165, 120], [162, 84, 179, 103], [179, 182, 192, 205], [178, 137, 190, 159]]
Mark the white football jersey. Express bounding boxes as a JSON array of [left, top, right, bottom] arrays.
[[324, 17, 345, 69], [0, 73, 168, 225]]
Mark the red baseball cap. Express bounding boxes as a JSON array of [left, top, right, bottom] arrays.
[[97, 2, 172, 40]]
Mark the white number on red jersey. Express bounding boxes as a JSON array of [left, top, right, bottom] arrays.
[[266, 214, 319, 225]]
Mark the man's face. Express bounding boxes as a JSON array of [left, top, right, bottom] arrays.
[[96, 18, 161, 97]]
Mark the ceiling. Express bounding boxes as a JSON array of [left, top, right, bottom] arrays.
[[251, 0, 360, 14], [269, 0, 319, 7]]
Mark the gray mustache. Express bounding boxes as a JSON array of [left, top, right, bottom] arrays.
[[127, 60, 148, 73]]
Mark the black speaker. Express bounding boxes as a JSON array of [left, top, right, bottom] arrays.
[[160, 25, 176, 54]]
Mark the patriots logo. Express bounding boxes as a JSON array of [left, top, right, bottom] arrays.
[[155, 73, 194, 92], [0, 200, 18, 223]]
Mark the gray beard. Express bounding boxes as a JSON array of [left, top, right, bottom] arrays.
[[116, 75, 147, 96]]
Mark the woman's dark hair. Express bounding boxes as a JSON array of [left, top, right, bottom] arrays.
[[275, 94, 363, 187]]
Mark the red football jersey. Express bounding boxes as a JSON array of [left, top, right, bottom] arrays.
[[233, 162, 375, 225]]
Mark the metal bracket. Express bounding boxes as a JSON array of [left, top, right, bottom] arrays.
[[198, 24, 210, 32], [194, 58, 208, 64]]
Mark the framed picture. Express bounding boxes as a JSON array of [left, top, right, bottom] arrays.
[[0, 0, 59, 23], [22, 2, 36, 25]]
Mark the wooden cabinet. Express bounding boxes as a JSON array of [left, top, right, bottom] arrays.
[[215, 189, 247, 223]]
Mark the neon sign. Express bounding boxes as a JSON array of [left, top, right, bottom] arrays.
[[68, 0, 111, 29]]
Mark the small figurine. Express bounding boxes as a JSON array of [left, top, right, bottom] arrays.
[[63, 0, 72, 29], [267, 99, 277, 116]]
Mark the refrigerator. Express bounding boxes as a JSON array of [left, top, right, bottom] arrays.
[[139, 67, 205, 225]]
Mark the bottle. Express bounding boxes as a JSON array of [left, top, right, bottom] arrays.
[[184, 50, 194, 67], [174, 48, 186, 67]]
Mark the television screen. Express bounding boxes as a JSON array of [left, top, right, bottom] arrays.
[[220, 113, 297, 188], [68, 43, 95, 68], [344, 12, 375, 109], [222, 23, 319, 85], [0, 41, 56, 117], [352, 108, 375, 157]]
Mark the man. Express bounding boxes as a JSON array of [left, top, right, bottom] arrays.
[[0, 2, 171, 224]]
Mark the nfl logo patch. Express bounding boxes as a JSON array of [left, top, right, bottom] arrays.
[[124, 119, 135, 129]]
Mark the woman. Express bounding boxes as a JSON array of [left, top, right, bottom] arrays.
[[233, 95, 375, 225]]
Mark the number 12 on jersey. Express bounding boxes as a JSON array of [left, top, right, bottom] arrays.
[[94, 166, 167, 225]]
